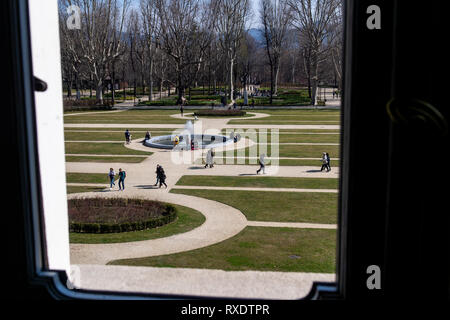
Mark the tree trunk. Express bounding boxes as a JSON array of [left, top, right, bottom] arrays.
[[229, 58, 234, 103], [269, 64, 274, 105], [75, 75, 80, 100], [274, 62, 280, 96], [96, 83, 103, 103], [311, 62, 319, 106], [177, 72, 184, 105], [122, 68, 126, 101], [111, 65, 116, 106], [67, 79, 72, 98], [149, 60, 153, 101], [89, 73, 93, 98]]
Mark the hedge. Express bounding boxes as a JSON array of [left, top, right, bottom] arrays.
[[69, 203, 177, 234], [194, 110, 246, 117]]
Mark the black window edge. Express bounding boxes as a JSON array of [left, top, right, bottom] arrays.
[[8, 0, 349, 300]]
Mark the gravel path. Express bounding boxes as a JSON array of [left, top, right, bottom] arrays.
[[69, 191, 247, 265], [72, 264, 335, 299]]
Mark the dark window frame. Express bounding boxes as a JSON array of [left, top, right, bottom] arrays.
[[6, 0, 448, 301]]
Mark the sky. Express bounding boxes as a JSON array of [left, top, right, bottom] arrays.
[[128, 0, 262, 29]]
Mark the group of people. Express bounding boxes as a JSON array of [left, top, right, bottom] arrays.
[[321, 152, 332, 172], [107, 165, 167, 191], [154, 164, 167, 188], [108, 168, 126, 191]]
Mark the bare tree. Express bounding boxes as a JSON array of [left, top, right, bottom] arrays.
[[329, 1, 343, 92], [140, 0, 159, 101], [127, 9, 140, 100], [59, 3, 85, 98], [215, 0, 250, 104], [289, 0, 340, 105], [62, 0, 130, 103], [260, 0, 292, 104], [155, 0, 217, 104]]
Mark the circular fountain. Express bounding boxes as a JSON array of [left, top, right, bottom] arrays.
[[144, 121, 239, 150]]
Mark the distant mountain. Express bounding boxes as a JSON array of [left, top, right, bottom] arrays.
[[247, 28, 264, 46]]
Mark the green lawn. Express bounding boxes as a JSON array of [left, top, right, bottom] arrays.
[[66, 185, 106, 194], [65, 131, 146, 141], [176, 175, 338, 189], [170, 189, 338, 223], [66, 156, 146, 163], [229, 119, 340, 125], [64, 110, 187, 124], [64, 127, 177, 132], [249, 109, 340, 116], [64, 131, 176, 141], [198, 158, 339, 167], [224, 128, 340, 134], [222, 131, 339, 143], [69, 204, 205, 244], [65, 142, 153, 155], [276, 134, 339, 144], [109, 226, 336, 273], [228, 109, 341, 125], [215, 144, 339, 159], [66, 172, 114, 184]]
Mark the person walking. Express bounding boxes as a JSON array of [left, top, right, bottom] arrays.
[[256, 153, 266, 174], [158, 166, 167, 188], [205, 148, 215, 168], [154, 164, 161, 186], [125, 129, 131, 144], [108, 168, 116, 190], [118, 168, 126, 191], [321, 152, 329, 172], [325, 152, 331, 172]]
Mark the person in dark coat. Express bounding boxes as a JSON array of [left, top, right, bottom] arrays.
[[118, 168, 126, 191], [154, 164, 161, 186], [325, 152, 331, 172], [158, 166, 167, 188], [124, 129, 131, 144], [321, 152, 331, 172]]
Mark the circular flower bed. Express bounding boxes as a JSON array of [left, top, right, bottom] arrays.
[[68, 198, 177, 234]]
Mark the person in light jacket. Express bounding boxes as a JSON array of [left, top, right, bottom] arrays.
[[205, 148, 215, 168], [108, 168, 116, 190], [256, 153, 266, 174]]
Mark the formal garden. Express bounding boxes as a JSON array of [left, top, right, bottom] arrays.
[[64, 106, 340, 275]]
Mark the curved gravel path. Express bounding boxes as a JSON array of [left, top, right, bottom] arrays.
[[69, 191, 247, 265]]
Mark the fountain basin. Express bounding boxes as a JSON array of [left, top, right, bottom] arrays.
[[144, 134, 235, 150]]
